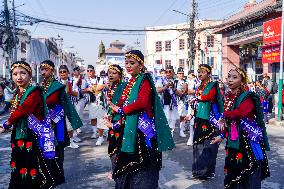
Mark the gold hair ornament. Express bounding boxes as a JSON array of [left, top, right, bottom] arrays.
[[40, 63, 54, 70], [199, 65, 211, 73], [125, 53, 144, 64], [11, 63, 32, 74]]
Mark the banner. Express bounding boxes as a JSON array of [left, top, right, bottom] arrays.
[[263, 17, 281, 44], [262, 44, 282, 64]]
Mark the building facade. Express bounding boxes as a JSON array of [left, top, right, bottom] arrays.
[[145, 20, 222, 76], [215, 0, 282, 81]]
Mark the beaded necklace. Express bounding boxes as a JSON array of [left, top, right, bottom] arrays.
[[107, 82, 118, 101], [224, 92, 239, 111], [117, 74, 141, 107], [41, 76, 54, 93], [196, 80, 209, 97], [10, 84, 32, 114]]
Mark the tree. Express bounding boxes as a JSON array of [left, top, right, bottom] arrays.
[[98, 40, 105, 58]]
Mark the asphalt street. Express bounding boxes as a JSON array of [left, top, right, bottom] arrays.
[[0, 111, 284, 189]]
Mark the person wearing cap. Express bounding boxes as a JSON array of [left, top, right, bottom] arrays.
[[174, 67, 188, 138], [1, 61, 55, 188], [185, 64, 224, 180], [40, 60, 83, 186], [156, 65, 179, 137], [186, 71, 197, 146], [81, 65, 106, 145], [0, 80, 16, 115], [58, 65, 81, 149], [108, 50, 175, 188]]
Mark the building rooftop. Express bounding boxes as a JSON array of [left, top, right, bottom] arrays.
[[105, 46, 125, 54], [110, 40, 125, 46]]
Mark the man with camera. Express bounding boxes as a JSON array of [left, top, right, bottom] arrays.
[[156, 65, 179, 137]]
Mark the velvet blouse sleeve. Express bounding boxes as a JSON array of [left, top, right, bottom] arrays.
[[8, 90, 42, 124], [123, 79, 151, 115], [200, 86, 216, 101], [224, 97, 254, 120]]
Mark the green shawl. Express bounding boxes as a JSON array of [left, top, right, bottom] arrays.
[[227, 91, 270, 151], [121, 73, 175, 153], [196, 81, 224, 120], [44, 80, 83, 130], [15, 86, 47, 139], [110, 81, 127, 122]]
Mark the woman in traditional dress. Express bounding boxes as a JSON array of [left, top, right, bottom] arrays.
[[185, 64, 224, 179], [0, 61, 55, 188], [212, 68, 270, 188], [108, 50, 175, 189], [104, 64, 125, 179]]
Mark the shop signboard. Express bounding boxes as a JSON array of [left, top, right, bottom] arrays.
[[262, 44, 282, 63], [228, 21, 263, 43], [263, 17, 281, 44], [106, 55, 125, 66]]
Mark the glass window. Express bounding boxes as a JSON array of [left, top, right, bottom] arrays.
[[165, 60, 171, 67], [155, 41, 162, 52], [207, 35, 214, 47], [179, 39, 185, 50], [179, 59, 185, 68], [165, 40, 171, 51]]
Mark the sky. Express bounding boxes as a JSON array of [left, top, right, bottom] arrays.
[[10, 0, 260, 65]]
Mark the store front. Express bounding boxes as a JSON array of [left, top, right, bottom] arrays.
[[215, 0, 281, 81]]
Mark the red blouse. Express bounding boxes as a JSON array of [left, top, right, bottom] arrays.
[[46, 91, 60, 108], [224, 96, 255, 120], [123, 79, 153, 118], [8, 89, 44, 123], [200, 86, 216, 101]]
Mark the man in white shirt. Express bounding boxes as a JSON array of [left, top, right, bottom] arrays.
[[185, 72, 197, 146], [81, 65, 107, 146], [156, 65, 178, 137], [175, 67, 188, 138]]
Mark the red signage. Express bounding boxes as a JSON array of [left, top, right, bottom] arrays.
[[263, 17, 282, 44], [262, 44, 282, 63]]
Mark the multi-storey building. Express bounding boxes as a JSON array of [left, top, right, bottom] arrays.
[[145, 20, 222, 77]]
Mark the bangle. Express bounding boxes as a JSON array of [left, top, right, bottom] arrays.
[[118, 107, 124, 115]]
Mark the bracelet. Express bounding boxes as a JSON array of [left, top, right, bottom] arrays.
[[219, 133, 225, 139], [118, 107, 124, 115], [2, 121, 9, 129]]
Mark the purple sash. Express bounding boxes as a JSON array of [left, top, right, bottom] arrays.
[[138, 112, 156, 148], [28, 114, 55, 159], [49, 105, 65, 142], [209, 112, 219, 129], [240, 118, 263, 143]]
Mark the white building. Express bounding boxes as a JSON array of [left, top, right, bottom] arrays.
[[0, 29, 31, 78], [145, 20, 222, 77]]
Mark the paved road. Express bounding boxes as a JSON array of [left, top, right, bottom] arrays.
[[0, 111, 284, 189]]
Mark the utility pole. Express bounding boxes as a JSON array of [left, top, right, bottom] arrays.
[[187, 0, 197, 71], [4, 0, 12, 76], [12, 0, 17, 62], [277, 0, 284, 121]]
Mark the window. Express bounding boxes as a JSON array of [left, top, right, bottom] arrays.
[[21, 42, 26, 53], [207, 57, 214, 67], [21, 58, 26, 61], [165, 40, 171, 51], [155, 41, 162, 52], [207, 35, 214, 47], [179, 59, 185, 68], [179, 39, 185, 50], [155, 60, 161, 65], [165, 60, 171, 67]]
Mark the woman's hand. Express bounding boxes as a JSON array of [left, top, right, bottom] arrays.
[[217, 118, 225, 131], [210, 136, 223, 144], [184, 114, 193, 121], [109, 102, 119, 113], [103, 116, 113, 129]]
